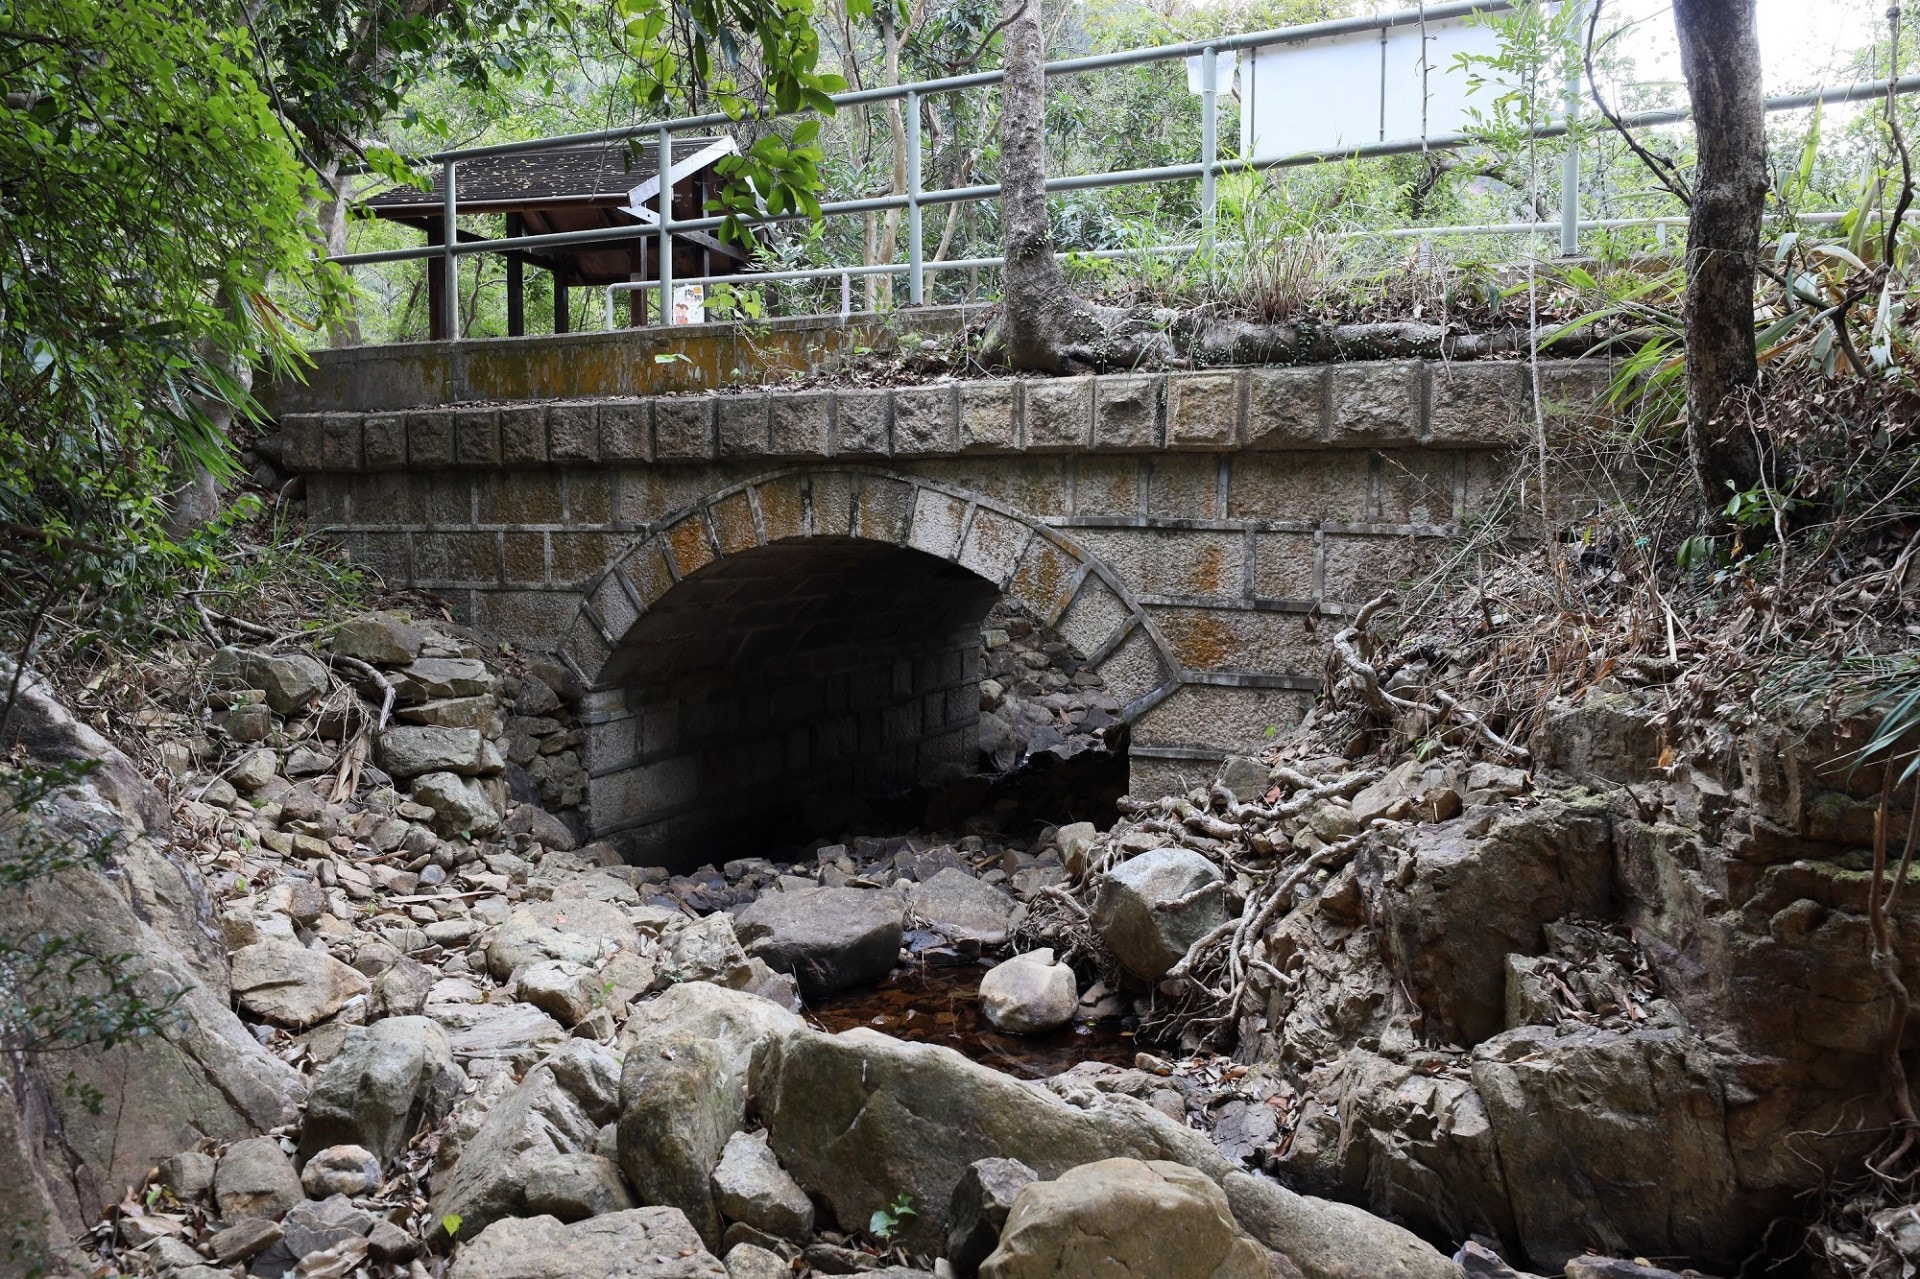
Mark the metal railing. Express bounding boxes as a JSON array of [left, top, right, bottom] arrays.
[[328, 0, 1920, 343]]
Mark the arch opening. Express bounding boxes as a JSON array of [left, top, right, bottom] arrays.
[[586, 536, 1005, 865]]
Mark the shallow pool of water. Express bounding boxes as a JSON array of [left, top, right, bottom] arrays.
[[807, 964, 1137, 1080]]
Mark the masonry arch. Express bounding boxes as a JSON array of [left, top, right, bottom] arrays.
[[553, 467, 1180, 863]]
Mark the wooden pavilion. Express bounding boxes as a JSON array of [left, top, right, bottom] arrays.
[[363, 137, 747, 339]]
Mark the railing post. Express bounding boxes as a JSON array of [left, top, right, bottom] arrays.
[[1200, 45, 1219, 253], [907, 89, 924, 306], [657, 125, 675, 324], [1559, 2, 1583, 257], [442, 159, 459, 342]]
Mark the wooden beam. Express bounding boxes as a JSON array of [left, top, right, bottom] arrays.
[[427, 219, 449, 342], [506, 214, 526, 337], [553, 267, 570, 334], [627, 241, 646, 327]]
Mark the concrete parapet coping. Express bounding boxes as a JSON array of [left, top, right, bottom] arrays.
[[278, 358, 1611, 471]]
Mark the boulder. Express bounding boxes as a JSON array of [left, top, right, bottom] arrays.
[[230, 940, 371, 1028], [1218, 756, 1271, 802], [1529, 692, 1664, 786], [378, 726, 492, 779], [1372, 797, 1614, 1047], [721, 1243, 789, 1279], [0, 695, 304, 1243], [1091, 848, 1227, 981], [331, 615, 426, 665], [488, 899, 640, 980], [432, 1040, 622, 1241], [909, 869, 1016, 947], [214, 1136, 303, 1222], [617, 984, 805, 1249], [298, 1015, 461, 1165], [300, 1145, 381, 1198], [400, 695, 500, 730], [158, 1151, 217, 1202], [980, 1158, 1278, 1279], [661, 914, 753, 988], [710, 1130, 812, 1242], [208, 1217, 283, 1264], [1225, 1173, 1464, 1279], [268, 1194, 375, 1272], [446, 1208, 726, 1279], [524, 1152, 637, 1221], [231, 749, 279, 791], [402, 657, 495, 700], [517, 960, 597, 1026], [505, 803, 578, 852], [1467, 1024, 1743, 1270], [1056, 822, 1099, 877], [210, 647, 329, 715], [947, 1158, 1038, 1279], [732, 887, 904, 1001], [751, 1026, 1232, 1252], [1277, 1046, 1512, 1249], [412, 771, 501, 835], [373, 955, 435, 1018], [978, 949, 1077, 1034], [430, 1000, 570, 1074]]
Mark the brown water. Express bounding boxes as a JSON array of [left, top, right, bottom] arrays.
[[808, 964, 1137, 1080]]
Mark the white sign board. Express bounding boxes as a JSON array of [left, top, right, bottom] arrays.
[[1238, 12, 1511, 161], [671, 283, 705, 325]]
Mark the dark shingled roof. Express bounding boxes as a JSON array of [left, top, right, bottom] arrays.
[[364, 137, 732, 214]]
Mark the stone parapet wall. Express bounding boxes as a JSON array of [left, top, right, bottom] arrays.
[[276, 358, 1605, 469], [276, 357, 1613, 851]]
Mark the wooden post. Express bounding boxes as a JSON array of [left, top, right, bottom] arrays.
[[505, 213, 526, 338], [553, 266, 570, 334], [427, 219, 449, 342], [628, 241, 646, 327]]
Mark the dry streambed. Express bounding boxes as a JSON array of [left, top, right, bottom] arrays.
[[9, 606, 1795, 1279]]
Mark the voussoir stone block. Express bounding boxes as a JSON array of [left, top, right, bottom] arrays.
[[769, 391, 830, 456], [321, 414, 363, 471], [454, 407, 501, 465], [1167, 371, 1243, 448], [1247, 367, 1325, 448], [655, 396, 716, 460], [600, 400, 651, 461], [1025, 376, 1093, 450], [1330, 361, 1421, 446], [500, 405, 548, 464], [717, 393, 769, 456], [1428, 362, 1525, 445], [548, 403, 601, 463], [363, 413, 407, 469], [1094, 374, 1162, 450], [407, 409, 456, 466], [279, 414, 324, 470], [833, 388, 892, 455], [959, 381, 1019, 451], [894, 385, 957, 454]]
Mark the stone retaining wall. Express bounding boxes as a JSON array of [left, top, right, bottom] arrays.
[[276, 355, 1612, 857]]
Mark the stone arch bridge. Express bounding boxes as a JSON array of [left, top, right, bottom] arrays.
[[270, 320, 1607, 860]]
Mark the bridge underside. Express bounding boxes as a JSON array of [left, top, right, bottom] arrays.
[[583, 537, 999, 862]]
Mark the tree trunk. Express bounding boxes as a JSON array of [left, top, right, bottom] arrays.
[[1673, 0, 1767, 517], [314, 156, 363, 348], [997, 0, 1102, 372], [872, 4, 907, 311]]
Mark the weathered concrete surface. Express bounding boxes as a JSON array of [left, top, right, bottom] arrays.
[[263, 310, 980, 415], [272, 338, 1611, 859]]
